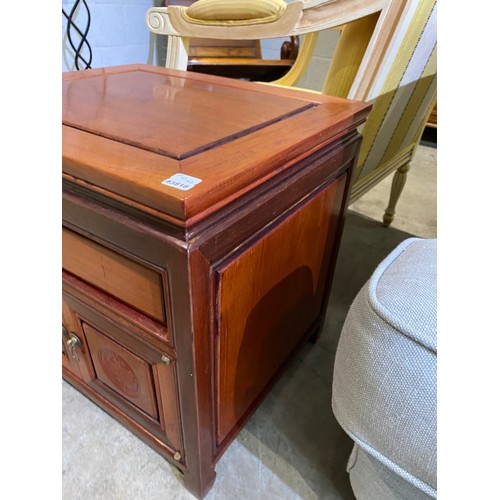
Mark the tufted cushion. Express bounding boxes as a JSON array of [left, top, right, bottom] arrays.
[[332, 238, 437, 498], [181, 0, 287, 26]]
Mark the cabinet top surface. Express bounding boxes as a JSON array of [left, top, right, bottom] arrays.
[[63, 66, 313, 160], [62, 65, 370, 226]]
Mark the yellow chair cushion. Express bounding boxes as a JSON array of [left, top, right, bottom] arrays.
[[181, 0, 287, 26]]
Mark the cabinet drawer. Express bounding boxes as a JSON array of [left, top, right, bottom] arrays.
[[62, 227, 166, 322]]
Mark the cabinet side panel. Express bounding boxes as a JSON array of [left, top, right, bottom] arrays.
[[215, 177, 345, 443]]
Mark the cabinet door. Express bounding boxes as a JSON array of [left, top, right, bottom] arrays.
[[83, 322, 159, 420], [62, 294, 93, 381], [62, 278, 183, 460]]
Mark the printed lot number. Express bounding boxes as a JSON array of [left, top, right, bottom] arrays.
[[162, 173, 202, 191]]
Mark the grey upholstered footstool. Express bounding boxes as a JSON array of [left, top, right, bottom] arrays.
[[332, 238, 437, 499]]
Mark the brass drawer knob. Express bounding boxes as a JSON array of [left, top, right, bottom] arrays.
[[63, 325, 81, 361], [66, 332, 81, 350]]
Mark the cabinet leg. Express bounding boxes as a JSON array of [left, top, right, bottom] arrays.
[[383, 162, 410, 227], [180, 466, 216, 499]]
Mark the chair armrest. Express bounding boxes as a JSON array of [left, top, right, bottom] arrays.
[[145, 0, 405, 98], [146, 0, 386, 40]]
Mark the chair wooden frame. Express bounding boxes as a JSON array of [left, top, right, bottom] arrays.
[[164, 0, 301, 82], [146, 0, 407, 101]]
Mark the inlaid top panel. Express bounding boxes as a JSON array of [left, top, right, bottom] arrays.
[[62, 66, 314, 160], [62, 65, 371, 226]]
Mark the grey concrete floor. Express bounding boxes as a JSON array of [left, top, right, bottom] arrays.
[[62, 143, 437, 500]]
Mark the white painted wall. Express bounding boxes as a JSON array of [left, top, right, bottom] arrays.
[[61, 0, 338, 92], [62, 0, 165, 71]]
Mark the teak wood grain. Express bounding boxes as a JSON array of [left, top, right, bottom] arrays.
[[83, 322, 159, 419], [63, 69, 312, 159], [63, 275, 184, 457], [62, 65, 370, 499], [62, 227, 166, 322], [62, 65, 369, 226], [215, 177, 344, 443]]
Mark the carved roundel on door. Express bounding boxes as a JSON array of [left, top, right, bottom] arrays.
[[98, 348, 140, 396]]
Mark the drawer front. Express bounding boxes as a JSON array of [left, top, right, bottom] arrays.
[[62, 227, 166, 323], [62, 280, 183, 459]]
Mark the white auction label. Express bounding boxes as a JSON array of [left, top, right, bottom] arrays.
[[162, 173, 202, 191]]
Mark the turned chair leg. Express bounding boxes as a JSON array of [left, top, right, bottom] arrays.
[[383, 162, 410, 227]]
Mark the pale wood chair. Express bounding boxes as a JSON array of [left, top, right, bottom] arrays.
[[146, 0, 437, 226], [164, 0, 300, 81]]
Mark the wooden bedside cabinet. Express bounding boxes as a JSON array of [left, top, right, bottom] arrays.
[[62, 64, 370, 498]]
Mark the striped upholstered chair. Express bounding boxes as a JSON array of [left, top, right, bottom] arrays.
[[146, 0, 437, 226]]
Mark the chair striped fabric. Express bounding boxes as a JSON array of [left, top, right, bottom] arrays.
[[347, 0, 437, 224], [146, 0, 437, 226]]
